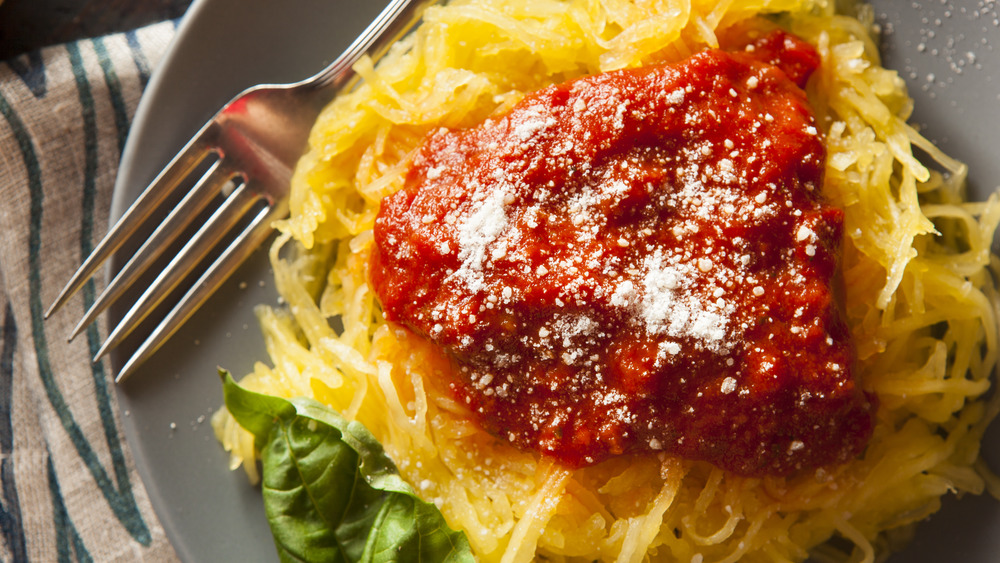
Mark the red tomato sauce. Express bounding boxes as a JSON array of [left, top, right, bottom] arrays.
[[370, 30, 875, 475]]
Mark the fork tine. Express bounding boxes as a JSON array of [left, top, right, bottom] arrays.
[[68, 159, 236, 342], [114, 202, 285, 383], [93, 182, 261, 361], [45, 135, 214, 319]]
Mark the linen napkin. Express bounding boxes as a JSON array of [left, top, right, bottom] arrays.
[[0, 21, 181, 562]]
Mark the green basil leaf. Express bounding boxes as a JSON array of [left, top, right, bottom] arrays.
[[220, 370, 295, 451], [221, 371, 474, 563]]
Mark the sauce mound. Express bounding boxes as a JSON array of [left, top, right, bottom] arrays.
[[370, 31, 875, 476]]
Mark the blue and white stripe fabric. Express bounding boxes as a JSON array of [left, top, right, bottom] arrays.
[[0, 20, 180, 562]]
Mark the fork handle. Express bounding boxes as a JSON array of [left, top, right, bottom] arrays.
[[309, 0, 438, 97]]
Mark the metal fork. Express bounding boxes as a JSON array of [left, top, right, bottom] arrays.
[[46, 0, 435, 383]]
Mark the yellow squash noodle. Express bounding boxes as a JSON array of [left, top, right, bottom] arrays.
[[212, 1, 1000, 561]]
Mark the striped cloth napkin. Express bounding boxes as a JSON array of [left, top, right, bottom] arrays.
[[0, 21, 181, 562]]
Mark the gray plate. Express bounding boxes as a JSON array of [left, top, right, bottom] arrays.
[[112, 0, 1000, 561]]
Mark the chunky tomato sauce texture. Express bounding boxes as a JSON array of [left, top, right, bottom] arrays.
[[370, 30, 875, 476]]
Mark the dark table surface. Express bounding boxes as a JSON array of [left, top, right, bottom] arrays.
[[0, 0, 192, 59]]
